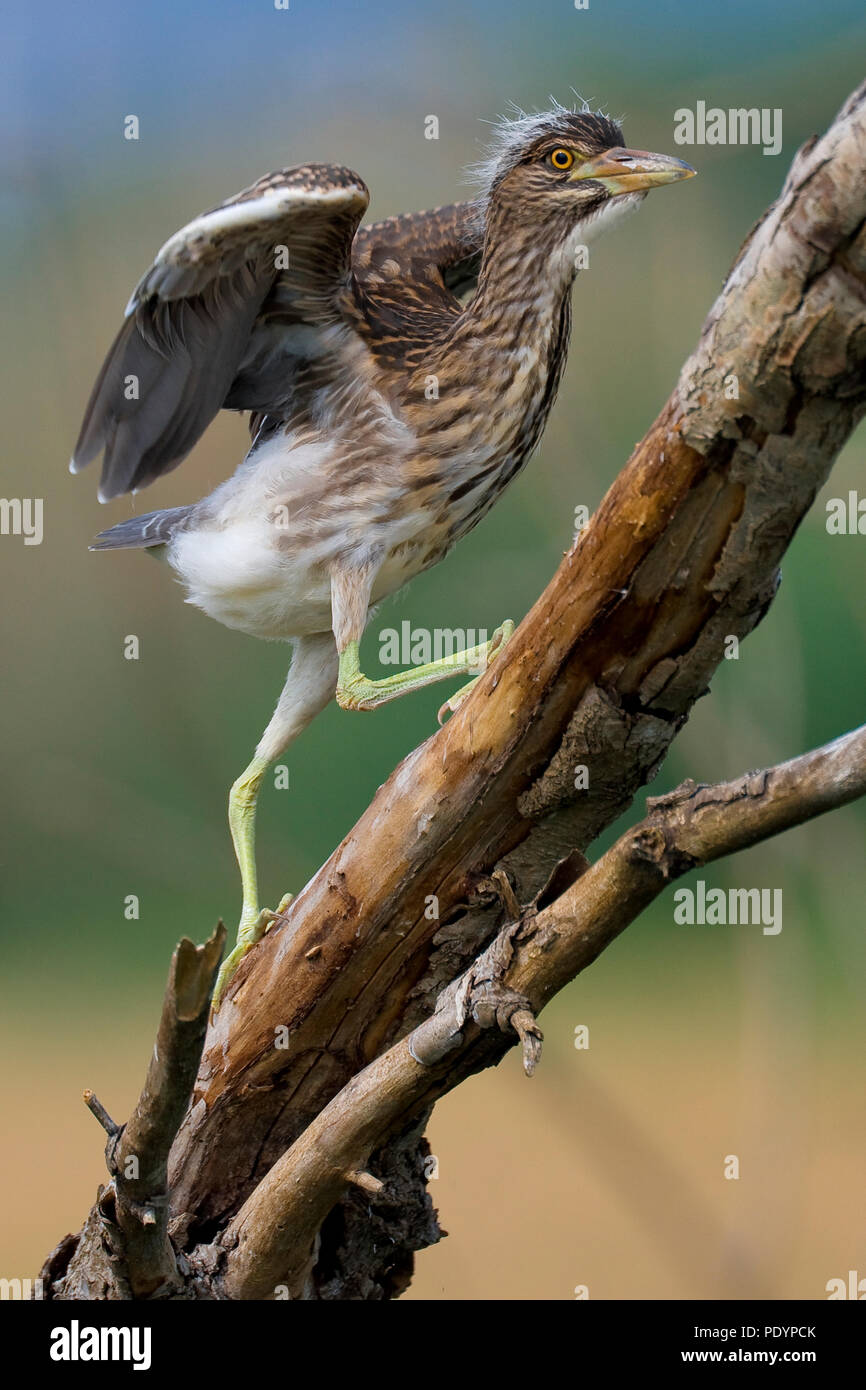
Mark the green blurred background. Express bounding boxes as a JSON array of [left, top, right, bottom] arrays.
[[1, 0, 864, 1299]]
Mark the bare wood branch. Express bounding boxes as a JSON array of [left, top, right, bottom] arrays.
[[216, 723, 866, 1298], [53, 926, 226, 1300], [168, 80, 866, 1262], [82, 1089, 120, 1137], [111, 925, 225, 1296]]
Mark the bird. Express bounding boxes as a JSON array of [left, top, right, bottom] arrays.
[[71, 102, 695, 1006]]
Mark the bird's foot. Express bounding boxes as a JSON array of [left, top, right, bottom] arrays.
[[438, 620, 514, 724], [337, 620, 514, 712], [212, 892, 294, 1011]]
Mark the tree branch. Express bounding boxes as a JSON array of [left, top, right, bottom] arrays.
[[215, 724, 866, 1298], [54, 926, 225, 1299]]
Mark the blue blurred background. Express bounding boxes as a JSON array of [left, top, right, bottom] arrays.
[[1, 0, 864, 1298]]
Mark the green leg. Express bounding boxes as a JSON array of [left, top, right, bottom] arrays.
[[212, 754, 292, 1010], [211, 633, 339, 1009], [336, 621, 514, 712]]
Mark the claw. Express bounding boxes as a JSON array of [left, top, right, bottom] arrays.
[[438, 681, 475, 724], [437, 619, 514, 724], [212, 893, 295, 1010], [265, 891, 294, 929]]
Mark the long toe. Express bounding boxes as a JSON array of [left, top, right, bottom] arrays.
[[490, 619, 515, 654], [436, 620, 515, 724]]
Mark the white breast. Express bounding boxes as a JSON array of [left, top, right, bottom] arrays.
[[167, 417, 431, 642], [168, 435, 341, 639]]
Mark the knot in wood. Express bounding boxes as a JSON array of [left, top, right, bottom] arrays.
[[628, 824, 670, 871], [469, 983, 534, 1034]]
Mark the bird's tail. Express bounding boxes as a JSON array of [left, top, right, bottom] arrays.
[[90, 504, 194, 551]]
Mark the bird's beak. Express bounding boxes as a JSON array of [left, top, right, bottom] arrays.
[[570, 146, 696, 194]]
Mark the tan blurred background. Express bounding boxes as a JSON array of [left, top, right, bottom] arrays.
[[1, 0, 864, 1299]]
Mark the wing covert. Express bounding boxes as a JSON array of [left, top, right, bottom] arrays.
[[353, 201, 483, 300]]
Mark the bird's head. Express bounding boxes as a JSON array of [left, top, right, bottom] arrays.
[[471, 103, 695, 259]]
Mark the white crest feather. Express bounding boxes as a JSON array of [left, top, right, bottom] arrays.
[[460, 97, 622, 243]]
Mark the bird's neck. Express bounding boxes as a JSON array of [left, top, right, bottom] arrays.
[[462, 204, 581, 353], [425, 206, 582, 447], [408, 208, 579, 531]]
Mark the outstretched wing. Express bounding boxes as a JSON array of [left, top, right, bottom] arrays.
[[72, 165, 369, 501], [353, 201, 482, 300]]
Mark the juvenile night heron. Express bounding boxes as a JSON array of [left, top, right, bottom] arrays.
[[72, 104, 695, 1004]]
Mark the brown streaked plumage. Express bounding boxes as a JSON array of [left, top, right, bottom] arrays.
[[72, 103, 695, 1002]]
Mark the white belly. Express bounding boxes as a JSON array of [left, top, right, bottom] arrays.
[[169, 521, 335, 639], [167, 431, 432, 641]]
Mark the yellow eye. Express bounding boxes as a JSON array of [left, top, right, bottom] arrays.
[[549, 147, 575, 171]]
